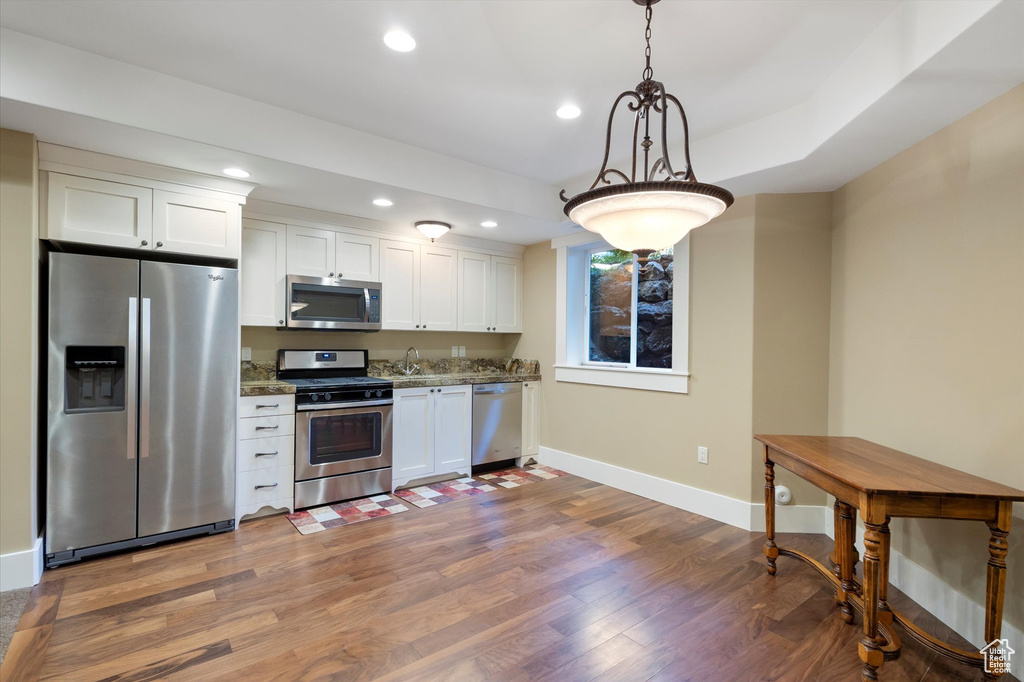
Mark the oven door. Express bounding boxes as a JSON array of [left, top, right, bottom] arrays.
[[295, 401, 393, 481]]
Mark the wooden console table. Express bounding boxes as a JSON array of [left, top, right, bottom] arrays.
[[756, 435, 1024, 681]]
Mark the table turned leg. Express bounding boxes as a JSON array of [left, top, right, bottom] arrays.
[[837, 502, 858, 624], [859, 521, 886, 681], [983, 502, 1012, 681], [764, 453, 778, 576], [830, 499, 841, 577]]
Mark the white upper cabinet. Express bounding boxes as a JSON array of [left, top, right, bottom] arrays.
[[45, 173, 154, 250], [419, 246, 458, 331], [287, 226, 378, 281], [240, 219, 287, 327], [42, 159, 248, 260], [457, 252, 523, 333], [379, 240, 457, 331], [336, 233, 378, 281], [287, 226, 336, 278], [380, 240, 419, 330], [458, 252, 491, 332], [491, 256, 523, 333], [153, 190, 240, 259]]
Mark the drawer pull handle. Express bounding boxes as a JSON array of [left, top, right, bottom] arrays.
[[255, 425, 279, 431], [256, 403, 279, 409], [254, 451, 279, 457], [255, 483, 279, 489]]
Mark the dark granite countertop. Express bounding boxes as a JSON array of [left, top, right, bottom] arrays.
[[386, 372, 541, 389], [240, 380, 296, 397]]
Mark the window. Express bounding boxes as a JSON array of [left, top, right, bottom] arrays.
[[553, 234, 689, 393], [585, 247, 674, 369]]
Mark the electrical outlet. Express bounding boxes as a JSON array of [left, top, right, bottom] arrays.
[[241, 347, 252, 361], [697, 446, 709, 464], [459, 346, 466, 357], [451, 345, 459, 358]]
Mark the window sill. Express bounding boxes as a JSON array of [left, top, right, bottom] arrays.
[[553, 364, 689, 394]]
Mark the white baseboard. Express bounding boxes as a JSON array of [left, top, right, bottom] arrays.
[[538, 446, 826, 533], [0, 534, 43, 591], [537, 445, 1022, 661]]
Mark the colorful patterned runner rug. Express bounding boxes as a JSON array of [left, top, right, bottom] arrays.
[[394, 465, 569, 508], [286, 494, 409, 535]]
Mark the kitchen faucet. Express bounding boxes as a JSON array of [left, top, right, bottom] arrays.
[[399, 347, 420, 376]]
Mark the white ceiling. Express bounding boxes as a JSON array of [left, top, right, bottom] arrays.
[[1, 0, 1022, 245]]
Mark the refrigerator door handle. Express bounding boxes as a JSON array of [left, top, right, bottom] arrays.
[[127, 297, 138, 460], [140, 297, 152, 459]]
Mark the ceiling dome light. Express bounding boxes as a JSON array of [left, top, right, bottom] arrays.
[[556, 104, 581, 120], [372, 198, 394, 207], [480, 220, 498, 228], [560, 0, 733, 267], [415, 221, 451, 242], [222, 168, 250, 178], [383, 30, 416, 52]]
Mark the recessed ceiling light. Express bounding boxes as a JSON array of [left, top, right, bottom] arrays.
[[383, 30, 416, 53], [222, 167, 250, 178], [480, 221, 498, 228], [556, 104, 581, 120], [372, 198, 394, 207]]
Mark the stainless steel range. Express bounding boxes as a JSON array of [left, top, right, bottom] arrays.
[[278, 350, 393, 509]]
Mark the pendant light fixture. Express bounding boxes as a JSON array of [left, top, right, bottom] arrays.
[[560, 0, 734, 266], [415, 221, 451, 242]]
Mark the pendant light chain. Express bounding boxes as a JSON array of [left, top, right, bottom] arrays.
[[643, 1, 654, 82]]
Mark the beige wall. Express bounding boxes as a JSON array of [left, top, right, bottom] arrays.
[[516, 196, 759, 501], [241, 327, 520, 363], [751, 193, 833, 505], [0, 129, 40, 555], [829, 84, 1024, 629]]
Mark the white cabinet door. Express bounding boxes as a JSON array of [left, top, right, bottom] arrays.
[[240, 219, 287, 327], [522, 381, 539, 456], [45, 173, 153, 250], [287, 226, 336, 277], [491, 256, 523, 333], [458, 252, 491, 332], [434, 385, 472, 471], [336, 233, 378, 281], [153, 190, 240, 259], [420, 245, 458, 332], [393, 388, 435, 481], [380, 240, 419, 330]]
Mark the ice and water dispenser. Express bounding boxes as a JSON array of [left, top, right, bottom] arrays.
[[64, 346, 126, 413]]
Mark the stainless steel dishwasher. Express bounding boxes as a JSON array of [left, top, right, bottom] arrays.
[[472, 383, 523, 466]]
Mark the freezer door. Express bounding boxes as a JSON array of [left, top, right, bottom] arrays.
[[47, 252, 140, 553], [138, 262, 237, 536]]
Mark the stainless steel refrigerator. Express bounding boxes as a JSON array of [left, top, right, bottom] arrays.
[[46, 252, 237, 567]]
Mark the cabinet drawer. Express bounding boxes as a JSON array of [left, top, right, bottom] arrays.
[[239, 394, 295, 418], [238, 436, 294, 473], [237, 465, 294, 508], [238, 414, 294, 440]]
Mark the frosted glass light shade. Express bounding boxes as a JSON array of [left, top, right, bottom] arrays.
[[415, 221, 451, 241], [568, 190, 728, 252]]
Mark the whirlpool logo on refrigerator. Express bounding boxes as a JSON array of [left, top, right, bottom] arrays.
[[208, 274, 224, 282]]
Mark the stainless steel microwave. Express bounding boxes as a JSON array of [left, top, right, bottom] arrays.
[[285, 275, 382, 331]]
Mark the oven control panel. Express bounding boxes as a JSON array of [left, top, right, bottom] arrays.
[[295, 387, 393, 408]]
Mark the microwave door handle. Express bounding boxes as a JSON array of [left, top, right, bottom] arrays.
[[364, 288, 371, 324]]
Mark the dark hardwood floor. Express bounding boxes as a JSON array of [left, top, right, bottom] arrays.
[[1, 474, 1015, 681]]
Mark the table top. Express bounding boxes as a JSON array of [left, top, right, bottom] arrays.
[[755, 435, 1024, 501]]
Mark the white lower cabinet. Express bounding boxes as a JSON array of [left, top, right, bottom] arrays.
[[392, 384, 472, 490], [237, 394, 295, 522], [522, 381, 539, 456]]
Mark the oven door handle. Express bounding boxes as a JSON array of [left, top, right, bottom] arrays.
[[297, 399, 394, 411]]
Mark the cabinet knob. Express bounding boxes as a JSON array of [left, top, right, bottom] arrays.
[[415, 324, 420, 329], [422, 325, 427, 329], [279, 320, 284, 325], [329, 272, 334, 277], [155, 242, 163, 248], [140, 240, 148, 247]]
